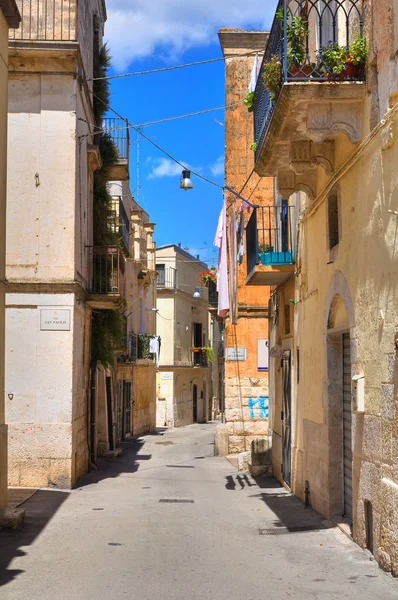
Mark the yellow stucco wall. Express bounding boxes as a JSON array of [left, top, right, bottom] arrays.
[[271, 103, 398, 571]]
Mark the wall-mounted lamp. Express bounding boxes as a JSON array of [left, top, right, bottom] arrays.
[[193, 287, 201, 299], [180, 169, 193, 191]]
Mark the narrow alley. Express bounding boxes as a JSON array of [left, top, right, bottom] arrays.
[[1, 423, 397, 600]]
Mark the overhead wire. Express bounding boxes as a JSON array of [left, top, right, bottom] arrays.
[[91, 102, 241, 137], [87, 51, 261, 82], [91, 90, 225, 191]]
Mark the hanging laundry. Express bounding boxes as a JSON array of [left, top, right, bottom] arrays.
[[248, 53, 259, 93], [214, 200, 230, 318], [149, 335, 160, 367]]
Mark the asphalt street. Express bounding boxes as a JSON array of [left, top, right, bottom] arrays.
[[1, 422, 397, 599]]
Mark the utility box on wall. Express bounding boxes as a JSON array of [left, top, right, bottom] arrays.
[[352, 375, 365, 413]]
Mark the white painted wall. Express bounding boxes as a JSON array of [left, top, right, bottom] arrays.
[[5, 294, 75, 488], [0, 9, 9, 509]]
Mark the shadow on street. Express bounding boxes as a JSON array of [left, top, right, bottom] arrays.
[[0, 490, 69, 588], [225, 474, 333, 533]]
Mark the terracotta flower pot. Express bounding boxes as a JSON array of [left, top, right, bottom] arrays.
[[343, 59, 360, 79]]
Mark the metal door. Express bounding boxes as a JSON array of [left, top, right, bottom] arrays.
[[116, 381, 122, 445], [124, 381, 132, 436], [343, 334, 353, 521], [282, 351, 292, 487], [193, 384, 198, 423]]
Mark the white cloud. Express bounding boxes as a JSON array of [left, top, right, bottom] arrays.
[[147, 157, 189, 179], [105, 0, 277, 71], [210, 155, 224, 177]]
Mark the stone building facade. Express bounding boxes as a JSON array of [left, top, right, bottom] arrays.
[[215, 30, 275, 464], [155, 245, 212, 428], [247, 0, 398, 576], [0, 0, 20, 512]]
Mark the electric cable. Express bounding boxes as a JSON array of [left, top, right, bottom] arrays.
[[94, 102, 241, 137], [87, 51, 261, 82], [92, 90, 225, 191]]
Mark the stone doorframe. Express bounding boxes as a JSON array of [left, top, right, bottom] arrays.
[[323, 271, 356, 518]]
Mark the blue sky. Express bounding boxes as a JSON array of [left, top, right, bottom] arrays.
[[105, 0, 277, 266]]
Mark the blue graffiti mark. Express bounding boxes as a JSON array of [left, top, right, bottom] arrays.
[[248, 397, 269, 419]]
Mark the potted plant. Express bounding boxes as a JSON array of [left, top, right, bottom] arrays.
[[319, 42, 349, 78], [263, 55, 282, 101], [346, 36, 367, 78], [202, 346, 215, 366], [276, 8, 311, 78], [258, 243, 273, 254], [243, 91, 255, 112], [198, 270, 216, 286]]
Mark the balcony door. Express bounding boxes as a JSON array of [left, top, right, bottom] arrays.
[[193, 384, 198, 423], [193, 323, 203, 366], [316, 0, 338, 48], [156, 264, 165, 287]]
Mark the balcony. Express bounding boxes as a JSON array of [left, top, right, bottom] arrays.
[[88, 246, 125, 309], [9, 0, 77, 42], [118, 331, 138, 364], [253, 0, 366, 183], [111, 199, 130, 253], [246, 205, 295, 286], [102, 118, 130, 182], [156, 267, 177, 290], [208, 279, 218, 313], [191, 349, 211, 368]]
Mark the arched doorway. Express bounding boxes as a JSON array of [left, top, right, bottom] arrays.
[[324, 271, 356, 524]]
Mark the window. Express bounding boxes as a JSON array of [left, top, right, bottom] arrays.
[[258, 339, 269, 372], [156, 264, 165, 287], [284, 304, 291, 335], [316, 0, 338, 48], [328, 191, 339, 250]]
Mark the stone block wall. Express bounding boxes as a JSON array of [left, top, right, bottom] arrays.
[[133, 363, 156, 436], [224, 374, 269, 454], [220, 30, 275, 457]]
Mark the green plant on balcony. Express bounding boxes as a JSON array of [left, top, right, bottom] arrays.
[[138, 334, 155, 360], [347, 36, 367, 76], [319, 43, 349, 76], [202, 346, 215, 365], [258, 243, 274, 254], [249, 142, 257, 152], [91, 310, 124, 368], [198, 270, 216, 286], [263, 55, 282, 101], [243, 91, 255, 112], [276, 8, 310, 74]]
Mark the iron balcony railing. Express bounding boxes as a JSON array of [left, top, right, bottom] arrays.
[[208, 279, 218, 308], [89, 246, 125, 295], [156, 267, 177, 290], [102, 118, 130, 162], [191, 349, 210, 368], [9, 0, 77, 41], [246, 205, 296, 275], [117, 331, 138, 364], [111, 199, 130, 252], [254, 0, 364, 161]]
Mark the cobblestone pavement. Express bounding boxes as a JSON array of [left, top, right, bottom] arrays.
[[1, 423, 398, 599]]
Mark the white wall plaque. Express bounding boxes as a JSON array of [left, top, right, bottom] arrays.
[[226, 348, 247, 361], [161, 372, 173, 380], [40, 309, 71, 331]]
